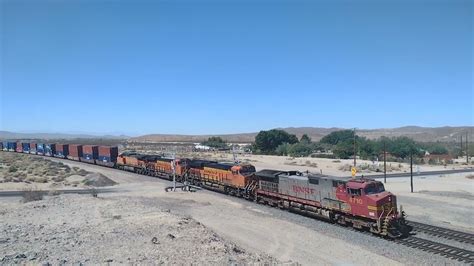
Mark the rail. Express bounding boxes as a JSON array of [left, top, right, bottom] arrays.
[[408, 221, 474, 245]]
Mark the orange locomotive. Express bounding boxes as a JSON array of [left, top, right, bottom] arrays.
[[186, 160, 256, 196]]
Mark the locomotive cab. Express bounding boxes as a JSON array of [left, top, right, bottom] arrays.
[[342, 179, 398, 219], [340, 178, 410, 237]]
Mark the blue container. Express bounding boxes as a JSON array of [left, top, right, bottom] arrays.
[[83, 153, 95, 160], [8, 142, 17, 151], [2, 141, 7, 151], [37, 143, 45, 155], [97, 155, 113, 162], [54, 144, 69, 158], [22, 143, 30, 153], [45, 144, 56, 156]]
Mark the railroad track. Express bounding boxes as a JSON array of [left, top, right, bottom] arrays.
[[396, 236, 474, 264], [408, 221, 474, 245]]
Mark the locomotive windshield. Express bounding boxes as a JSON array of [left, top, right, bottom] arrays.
[[364, 182, 385, 194]]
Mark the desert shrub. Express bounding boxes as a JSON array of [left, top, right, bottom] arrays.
[[34, 177, 48, 183], [310, 154, 336, 159], [52, 176, 65, 182], [466, 174, 474, 180], [77, 169, 89, 176], [8, 166, 18, 173], [22, 188, 44, 203]]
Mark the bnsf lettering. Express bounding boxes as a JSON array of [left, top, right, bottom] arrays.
[[292, 185, 315, 194]]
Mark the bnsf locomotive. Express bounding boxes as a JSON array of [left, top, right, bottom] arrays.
[[1, 140, 411, 238], [254, 170, 411, 238]]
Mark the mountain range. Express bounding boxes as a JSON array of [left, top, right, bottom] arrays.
[[1, 126, 472, 143], [129, 126, 474, 143]]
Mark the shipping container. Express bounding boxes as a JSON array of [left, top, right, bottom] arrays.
[[22, 142, 30, 153], [45, 144, 56, 156], [80, 145, 98, 164], [8, 142, 17, 151], [16, 141, 23, 152], [2, 141, 8, 151], [30, 142, 37, 154], [67, 144, 83, 161], [96, 146, 118, 167], [54, 144, 69, 158], [0, 142, 3, 151], [37, 143, 45, 155]]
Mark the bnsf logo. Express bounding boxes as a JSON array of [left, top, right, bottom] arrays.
[[292, 185, 315, 194]]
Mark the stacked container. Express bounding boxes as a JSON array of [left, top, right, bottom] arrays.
[[45, 144, 56, 156], [22, 142, 30, 153], [29, 142, 37, 154], [54, 144, 69, 158], [16, 141, 23, 152], [2, 141, 8, 151], [0, 142, 3, 151], [96, 146, 119, 167], [67, 144, 83, 161], [8, 142, 17, 151], [81, 145, 98, 164], [37, 143, 45, 155]]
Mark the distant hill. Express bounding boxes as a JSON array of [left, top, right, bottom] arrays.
[[130, 126, 474, 143], [0, 131, 129, 140]]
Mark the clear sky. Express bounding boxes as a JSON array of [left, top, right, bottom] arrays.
[[1, 0, 472, 136]]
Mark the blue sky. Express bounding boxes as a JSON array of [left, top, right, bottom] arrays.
[[1, 0, 472, 136]]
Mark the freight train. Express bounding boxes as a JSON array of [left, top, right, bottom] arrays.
[[0, 140, 411, 238]]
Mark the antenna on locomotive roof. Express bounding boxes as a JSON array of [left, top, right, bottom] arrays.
[[232, 145, 239, 164]]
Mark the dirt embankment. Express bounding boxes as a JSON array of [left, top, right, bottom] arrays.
[[0, 195, 278, 265], [0, 153, 116, 190]]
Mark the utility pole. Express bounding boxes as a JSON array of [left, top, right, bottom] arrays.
[[461, 135, 463, 158], [467, 132, 469, 164], [353, 128, 357, 167], [410, 152, 413, 193], [171, 147, 176, 191], [384, 140, 387, 184]]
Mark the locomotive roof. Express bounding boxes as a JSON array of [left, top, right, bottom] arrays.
[[121, 151, 141, 157], [255, 169, 286, 179], [205, 163, 234, 170], [188, 159, 218, 168]]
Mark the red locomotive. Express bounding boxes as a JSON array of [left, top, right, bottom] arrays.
[[253, 170, 411, 237]]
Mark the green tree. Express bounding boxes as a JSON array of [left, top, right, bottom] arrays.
[[320, 130, 355, 145], [300, 134, 312, 143], [427, 145, 448, 155], [389, 137, 422, 158], [201, 137, 227, 148], [333, 140, 354, 159], [254, 129, 299, 154], [276, 143, 291, 156], [288, 142, 313, 157]]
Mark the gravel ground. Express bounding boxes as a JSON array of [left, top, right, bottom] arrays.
[[166, 191, 472, 266], [0, 195, 279, 265], [1, 155, 472, 265]]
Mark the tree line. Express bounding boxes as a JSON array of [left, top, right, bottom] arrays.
[[252, 129, 460, 160]]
